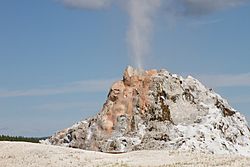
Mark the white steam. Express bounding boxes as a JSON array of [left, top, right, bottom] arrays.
[[58, 0, 248, 69], [127, 0, 160, 69]]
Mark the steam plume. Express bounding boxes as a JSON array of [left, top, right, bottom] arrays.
[[58, 0, 248, 69], [127, 0, 160, 69]]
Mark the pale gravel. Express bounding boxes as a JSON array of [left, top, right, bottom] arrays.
[[0, 141, 250, 167]]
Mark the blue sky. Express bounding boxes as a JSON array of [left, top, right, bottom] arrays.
[[0, 0, 250, 137]]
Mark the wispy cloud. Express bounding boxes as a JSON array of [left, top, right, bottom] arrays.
[[60, 0, 113, 9], [0, 127, 9, 132], [33, 101, 101, 113], [188, 19, 223, 27], [164, 0, 247, 16], [229, 96, 250, 104], [196, 73, 250, 88], [0, 78, 117, 98]]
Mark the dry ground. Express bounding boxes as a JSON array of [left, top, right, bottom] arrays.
[[0, 141, 249, 167]]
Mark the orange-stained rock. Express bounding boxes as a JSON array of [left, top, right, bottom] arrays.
[[100, 66, 154, 135], [46, 66, 250, 155]]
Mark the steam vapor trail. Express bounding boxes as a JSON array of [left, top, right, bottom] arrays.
[[127, 0, 160, 69], [58, 0, 248, 69]]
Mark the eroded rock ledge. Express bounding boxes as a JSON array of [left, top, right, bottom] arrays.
[[43, 66, 250, 155]]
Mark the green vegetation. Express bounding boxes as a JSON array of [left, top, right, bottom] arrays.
[[0, 135, 47, 143]]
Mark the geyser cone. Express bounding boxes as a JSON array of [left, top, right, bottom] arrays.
[[43, 67, 250, 155]]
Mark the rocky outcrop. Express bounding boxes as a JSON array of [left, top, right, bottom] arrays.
[[42, 66, 250, 155]]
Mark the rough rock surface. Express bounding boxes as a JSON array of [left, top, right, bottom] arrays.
[[43, 66, 250, 155]]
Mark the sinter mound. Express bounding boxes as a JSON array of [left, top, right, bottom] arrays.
[[42, 66, 250, 155]]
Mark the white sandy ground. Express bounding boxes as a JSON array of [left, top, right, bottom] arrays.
[[0, 141, 250, 167]]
